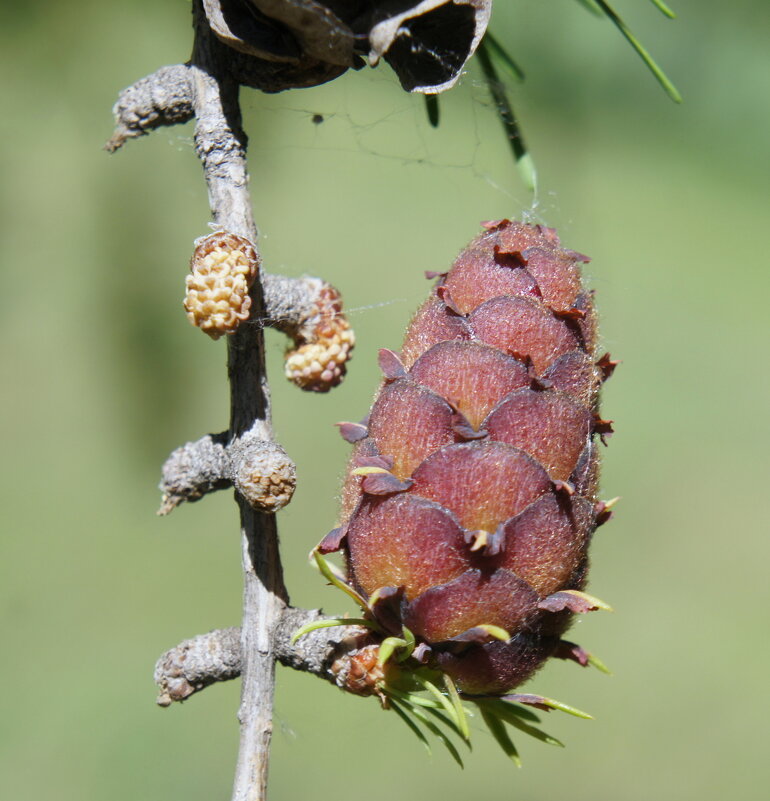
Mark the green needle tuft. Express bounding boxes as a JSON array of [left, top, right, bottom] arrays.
[[378, 636, 407, 666], [384, 687, 445, 709], [412, 672, 466, 738], [480, 707, 522, 767], [291, 617, 379, 644], [586, 650, 613, 674], [533, 697, 594, 719], [504, 716, 565, 747], [474, 698, 541, 724], [593, 0, 682, 102], [501, 694, 594, 719], [647, 0, 676, 18], [410, 706, 466, 767], [312, 549, 371, 611], [390, 700, 432, 754], [475, 39, 536, 192], [400, 626, 416, 656], [442, 673, 470, 741], [483, 32, 525, 81]]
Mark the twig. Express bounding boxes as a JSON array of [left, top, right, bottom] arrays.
[[104, 64, 193, 153], [189, 5, 285, 799], [106, 18, 365, 798], [153, 613, 375, 705], [157, 432, 231, 514], [158, 432, 295, 515], [155, 627, 243, 706]]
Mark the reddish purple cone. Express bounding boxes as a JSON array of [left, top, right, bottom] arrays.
[[327, 220, 613, 695]]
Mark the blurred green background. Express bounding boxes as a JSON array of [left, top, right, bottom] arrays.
[[2, 1, 768, 799]]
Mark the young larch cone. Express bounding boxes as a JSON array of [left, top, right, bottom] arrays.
[[323, 219, 614, 696], [284, 281, 355, 392], [330, 643, 387, 698], [184, 231, 259, 339]]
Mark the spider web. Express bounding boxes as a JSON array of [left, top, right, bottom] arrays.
[[235, 64, 551, 217], [164, 59, 560, 227], [163, 62, 563, 326]]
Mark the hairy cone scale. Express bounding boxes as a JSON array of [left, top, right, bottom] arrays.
[[322, 220, 614, 696]]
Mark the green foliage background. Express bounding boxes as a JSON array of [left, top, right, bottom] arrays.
[[1, 1, 768, 799]]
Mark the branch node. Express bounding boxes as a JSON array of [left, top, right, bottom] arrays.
[[230, 434, 296, 512], [153, 611, 377, 706]]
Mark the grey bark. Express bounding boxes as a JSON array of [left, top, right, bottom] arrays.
[[158, 432, 231, 514], [189, 5, 286, 799], [155, 627, 244, 706], [105, 64, 194, 152], [154, 613, 373, 705], [159, 432, 295, 515], [157, 273, 338, 513]]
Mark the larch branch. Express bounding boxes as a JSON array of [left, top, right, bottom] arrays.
[[189, 3, 285, 798], [154, 612, 373, 705]]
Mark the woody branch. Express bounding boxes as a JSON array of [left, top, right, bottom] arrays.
[[106, 7, 362, 801]]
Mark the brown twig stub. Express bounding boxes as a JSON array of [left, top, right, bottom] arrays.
[[155, 627, 243, 706], [158, 432, 231, 515], [105, 64, 193, 153], [262, 274, 327, 334]]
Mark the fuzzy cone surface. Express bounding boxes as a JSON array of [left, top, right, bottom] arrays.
[[324, 220, 611, 696]]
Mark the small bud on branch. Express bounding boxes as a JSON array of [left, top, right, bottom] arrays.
[[159, 433, 295, 514]]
